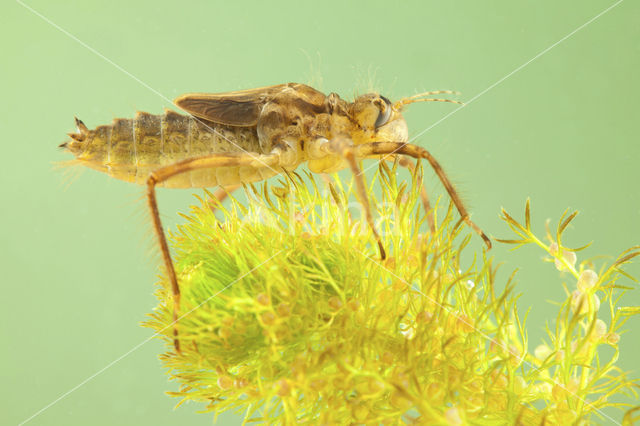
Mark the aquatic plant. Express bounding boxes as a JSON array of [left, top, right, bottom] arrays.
[[144, 163, 639, 424]]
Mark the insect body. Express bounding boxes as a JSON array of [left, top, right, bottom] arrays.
[[61, 83, 490, 352], [63, 84, 409, 185], [62, 110, 274, 188]]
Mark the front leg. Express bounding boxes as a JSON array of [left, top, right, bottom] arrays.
[[353, 141, 491, 249]]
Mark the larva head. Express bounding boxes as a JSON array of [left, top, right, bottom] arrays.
[[349, 93, 408, 144], [348, 90, 463, 145]]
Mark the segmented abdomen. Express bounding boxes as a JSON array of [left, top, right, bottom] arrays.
[[64, 110, 273, 188]]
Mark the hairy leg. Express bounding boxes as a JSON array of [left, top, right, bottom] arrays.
[[357, 142, 491, 249], [146, 153, 280, 352]]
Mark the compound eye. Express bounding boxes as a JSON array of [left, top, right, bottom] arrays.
[[374, 96, 392, 129]]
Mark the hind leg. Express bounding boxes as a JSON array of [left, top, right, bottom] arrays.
[[146, 152, 281, 353]]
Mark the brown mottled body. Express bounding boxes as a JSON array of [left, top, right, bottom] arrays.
[[61, 82, 491, 353], [63, 110, 274, 188]]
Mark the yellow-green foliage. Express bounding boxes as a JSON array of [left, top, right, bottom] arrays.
[[144, 163, 639, 424]]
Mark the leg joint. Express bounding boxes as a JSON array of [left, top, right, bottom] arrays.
[[147, 174, 158, 187]]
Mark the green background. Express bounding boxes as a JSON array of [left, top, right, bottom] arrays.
[[3, 1, 639, 424]]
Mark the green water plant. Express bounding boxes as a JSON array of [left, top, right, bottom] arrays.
[[144, 163, 639, 424]]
